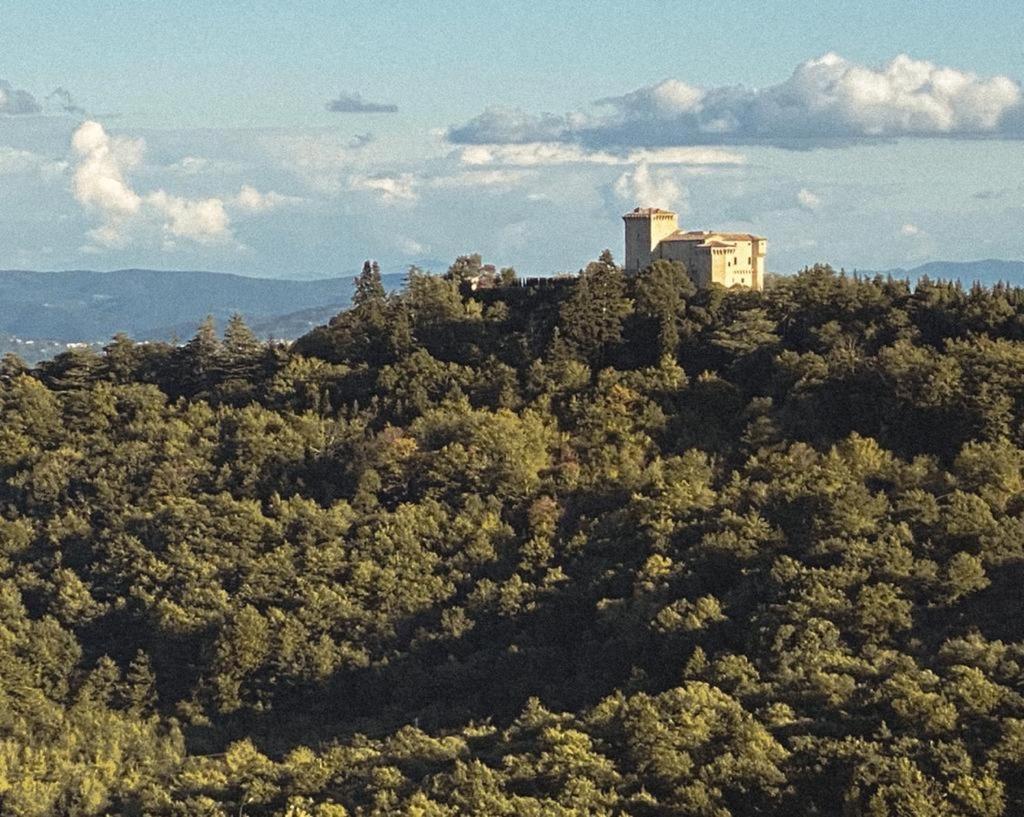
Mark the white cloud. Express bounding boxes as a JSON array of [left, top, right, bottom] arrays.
[[448, 53, 1024, 148], [458, 143, 606, 166], [347, 167, 530, 204], [797, 188, 822, 211], [233, 184, 303, 213], [631, 79, 704, 115], [456, 142, 743, 166], [900, 223, 921, 236], [628, 147, 745, 165], [0, 146, 40, 175], [427, 169, 528, 189], [613, 162, 684, 211], [145, 190, 230, 244], [70, 120, 235, 249], [269, 132, 378, 193], [69, 126, 303, 249], [447, 108, 571, 145], [166, 156, 212, 175], [0, 146, 67, 180], [161, 155, 251, 177], [398, 236, 427, 255], [72, 121, 144, 217], [348, 173, 418, 203]]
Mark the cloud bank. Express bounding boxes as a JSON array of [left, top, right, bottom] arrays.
[[70, 121, 295, 250], [0, 79, 41, 115], [448, 53, 1024, 148], [266, 131, 381, 193], [326, 92, 398, 113], [347, 168, 527, 205], [455, 143, 744, 167], [0, 146, 67, 179]]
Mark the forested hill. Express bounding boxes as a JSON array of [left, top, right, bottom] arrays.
[[6, 255, 1024, 815]]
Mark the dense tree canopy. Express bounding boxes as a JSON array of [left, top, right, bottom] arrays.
[[4, 258, 1024, 815]]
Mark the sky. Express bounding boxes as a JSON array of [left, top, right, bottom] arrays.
[[1, 0, 1023, 279]]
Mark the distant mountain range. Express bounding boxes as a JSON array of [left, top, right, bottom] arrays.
[[858, 259, 1024, 287], [0, 268, 406, 345]]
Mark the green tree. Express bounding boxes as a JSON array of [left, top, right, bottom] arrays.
[[354, 259, 387, 315], [558, 250, 632, 367], [634, 258, 695, 359]]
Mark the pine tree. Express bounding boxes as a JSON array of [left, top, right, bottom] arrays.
[[101, 333, 141, 384], [354, 260, 387, 314], [634, 259, 695, 360], [175, 315, 221, 397], [217, 314, 265, 402], [124, 650, 159, 715], [559, 249, 632, 368], [224, 313, 261, 360]]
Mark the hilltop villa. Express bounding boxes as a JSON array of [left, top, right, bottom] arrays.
[[623, 207, 766, 291]]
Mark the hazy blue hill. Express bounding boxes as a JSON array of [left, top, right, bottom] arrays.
[[861, 259, 1024, 287], [0, 333, 96, 364], [149, 302, 364, 343], [0, 268, 405, 342]]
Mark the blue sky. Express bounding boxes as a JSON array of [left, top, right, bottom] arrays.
[[2, 1, 1023, 277]]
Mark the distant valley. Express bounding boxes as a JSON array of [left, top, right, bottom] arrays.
[[0, 268, 405, 362]]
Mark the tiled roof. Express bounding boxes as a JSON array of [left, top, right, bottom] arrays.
[[713, 232, 765, 241], [660, 231, 708, 242], [623, 207, 676, 218], [661, 229, 765, 243]]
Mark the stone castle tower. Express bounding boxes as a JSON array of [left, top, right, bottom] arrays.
[[623, 207, 766, 291]]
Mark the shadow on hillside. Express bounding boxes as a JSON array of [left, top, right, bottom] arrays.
[[182, 492, 661, 756], [917, 559, 1024, 652]]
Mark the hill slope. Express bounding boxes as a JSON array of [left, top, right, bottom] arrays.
[[0, 268, 404, 342], [6, 264, 1024, 813]]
